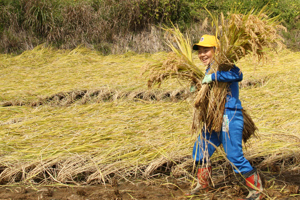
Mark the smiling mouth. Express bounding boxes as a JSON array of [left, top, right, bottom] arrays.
[[202, 57, 209, 62]]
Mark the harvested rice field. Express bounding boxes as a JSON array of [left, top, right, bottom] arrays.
[[0, 46, 299, 199]]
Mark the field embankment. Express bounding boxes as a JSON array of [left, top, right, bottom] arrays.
[[0, 47, 299, 199]]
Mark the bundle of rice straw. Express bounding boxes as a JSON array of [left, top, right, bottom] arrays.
[[143, 6, 286, 143], [192, 7, 286, 141], [142, 26, 205, 89]]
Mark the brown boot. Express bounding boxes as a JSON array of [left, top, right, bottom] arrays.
[[239, 168, 263, 200], [186, 166, 212, 195]]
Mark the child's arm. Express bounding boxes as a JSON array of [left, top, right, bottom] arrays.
[[211, 65, 243, 82]]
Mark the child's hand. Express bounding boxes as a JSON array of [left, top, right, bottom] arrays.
[[202, 75, 212, 84]]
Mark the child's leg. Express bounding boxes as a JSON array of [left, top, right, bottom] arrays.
[[193, 130, 221, 165], [188, 130, 221, 195], [221, 109, 253, 174]]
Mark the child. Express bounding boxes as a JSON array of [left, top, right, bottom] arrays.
[[188, 35, 263, 200]]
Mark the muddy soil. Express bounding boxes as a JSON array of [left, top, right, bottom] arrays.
[[1, 169, 299, 200], [0, 182, 185, 200]]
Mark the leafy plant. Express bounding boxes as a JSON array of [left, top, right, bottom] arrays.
[[0, 0, 299, 53], [23, 0, 55, 37]]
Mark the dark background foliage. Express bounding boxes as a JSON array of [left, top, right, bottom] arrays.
[[0, 0, 299, 54]]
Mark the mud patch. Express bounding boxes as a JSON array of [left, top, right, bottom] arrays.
[[0, 181, 188, 200], [0, 170, 299, 200]]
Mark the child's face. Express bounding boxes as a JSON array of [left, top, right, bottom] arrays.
[[197, 46, 215, 66]]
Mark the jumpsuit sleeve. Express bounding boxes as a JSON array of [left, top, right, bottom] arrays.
[[211, 65, 243, 82]]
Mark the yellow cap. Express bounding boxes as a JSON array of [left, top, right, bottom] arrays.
[[193, 35, 219, 50]]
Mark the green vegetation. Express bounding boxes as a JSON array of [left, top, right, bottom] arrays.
[[0, 0, 299, 54]]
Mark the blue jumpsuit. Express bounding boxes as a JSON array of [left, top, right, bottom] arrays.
[[193, 65, 253, 174]]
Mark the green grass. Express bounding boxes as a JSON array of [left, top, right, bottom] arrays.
[[0, 46, 299, 184]]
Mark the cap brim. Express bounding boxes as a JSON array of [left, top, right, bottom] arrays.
[[193, 43, 216, 50]]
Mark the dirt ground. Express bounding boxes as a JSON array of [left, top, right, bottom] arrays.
[[1, 169, 299, 200]]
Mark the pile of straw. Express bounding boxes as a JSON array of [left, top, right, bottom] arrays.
[[0, 41, 299, 185]]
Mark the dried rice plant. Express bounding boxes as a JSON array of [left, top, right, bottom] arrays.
[[193, 6, 286, 139], [242, 109, 258, 143], [217, 9, 286, 66], [142, 25, 205, 89], [1, 41, 299, 185]]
